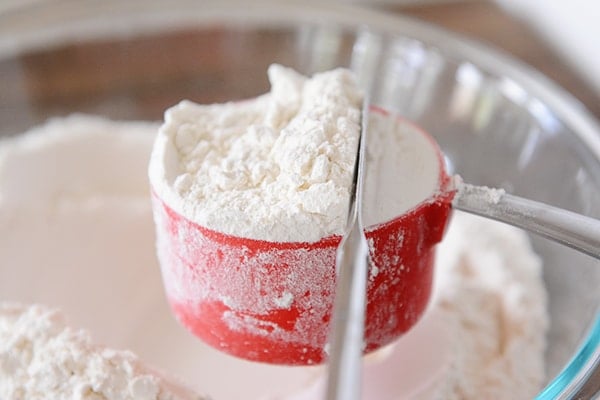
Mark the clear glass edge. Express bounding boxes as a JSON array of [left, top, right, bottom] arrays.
[[537, 313, 600, 399]]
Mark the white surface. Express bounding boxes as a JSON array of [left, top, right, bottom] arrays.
[[497, 0, 600, 96], [362, 114, 442, 227]]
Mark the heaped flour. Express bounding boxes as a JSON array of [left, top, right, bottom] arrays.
[[149, 64, 362, 243]]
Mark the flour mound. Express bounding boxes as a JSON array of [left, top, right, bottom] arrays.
[[0, 304, 205, 400], [149, 64, 362, 242], [432, 212, 548, 399]]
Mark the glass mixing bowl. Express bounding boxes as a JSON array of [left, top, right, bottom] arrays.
[[1, 1, 599, 398]]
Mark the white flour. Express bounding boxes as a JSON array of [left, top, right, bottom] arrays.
[[0, 116, 548, 399], [149, 64, 362, 242], [429, 211, 548, 399], [0, 304, 204, 400], [453, 178, 506, 205]]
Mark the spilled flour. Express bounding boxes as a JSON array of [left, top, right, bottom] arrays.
[[0, 115, 548, 399]]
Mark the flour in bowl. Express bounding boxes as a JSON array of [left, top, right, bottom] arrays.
[[0, 115, 548, 399], [0, 304, 204, 400]]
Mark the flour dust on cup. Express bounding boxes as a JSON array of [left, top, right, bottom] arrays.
[[148, 65, 454, 365]]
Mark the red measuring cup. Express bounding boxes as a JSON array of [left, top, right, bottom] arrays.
[[150, 108, 454, 365]]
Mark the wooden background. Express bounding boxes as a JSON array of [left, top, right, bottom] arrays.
[[1, 0, 598, 135]]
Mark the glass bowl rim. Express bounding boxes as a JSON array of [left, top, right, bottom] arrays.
[[1, 1, 599, 398]]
